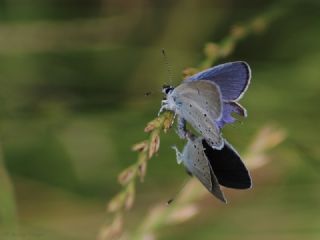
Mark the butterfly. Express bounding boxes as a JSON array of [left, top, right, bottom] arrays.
[[160, 61, 251, 149], [172, 136, 252, 203]]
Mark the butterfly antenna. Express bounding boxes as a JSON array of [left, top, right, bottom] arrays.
[[167, 175, 191, 205], [162, 48, 174, 85]]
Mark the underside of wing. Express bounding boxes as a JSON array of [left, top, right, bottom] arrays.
[[182, 138, 226, 202], [179, 99, 224, 149], [173, 81, 224, 149], [174, 80, 222, 120], [185, 61, 251, 101]]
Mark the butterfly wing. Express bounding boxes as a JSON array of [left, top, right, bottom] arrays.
[[202, 139, 252, 189], [216, 102, 247, 129], [185, 61, 251, 101], [182, 137, 226, 202], [172, 80, 224, 149]]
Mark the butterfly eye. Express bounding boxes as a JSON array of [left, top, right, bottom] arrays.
[[162, 85, 174, 94], [165, 88, 172, 94]]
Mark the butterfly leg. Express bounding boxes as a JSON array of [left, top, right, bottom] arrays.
[[171, 145, 183, 164], [158, 100, 168, 116], [171, 111, 177, 125], [176, 116, 187, 139]]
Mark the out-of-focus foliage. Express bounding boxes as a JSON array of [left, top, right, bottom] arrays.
[[0, 0, 320, 240]]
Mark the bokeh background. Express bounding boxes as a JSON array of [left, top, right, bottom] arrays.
[[0, 0, 320, 239]]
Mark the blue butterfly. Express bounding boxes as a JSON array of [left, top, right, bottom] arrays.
[[160, 61, 251, 149], [173, 136, 252, 203]]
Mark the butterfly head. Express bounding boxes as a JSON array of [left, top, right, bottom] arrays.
[[162, 84, 174, 96]]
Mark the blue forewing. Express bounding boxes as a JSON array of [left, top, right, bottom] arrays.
[[185, 61, 251, 101]]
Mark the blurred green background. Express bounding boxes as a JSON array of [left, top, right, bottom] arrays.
[[0, 0, 320, 239]]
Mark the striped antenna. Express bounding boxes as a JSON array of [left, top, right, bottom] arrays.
[[162, 48, 173, 85]]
